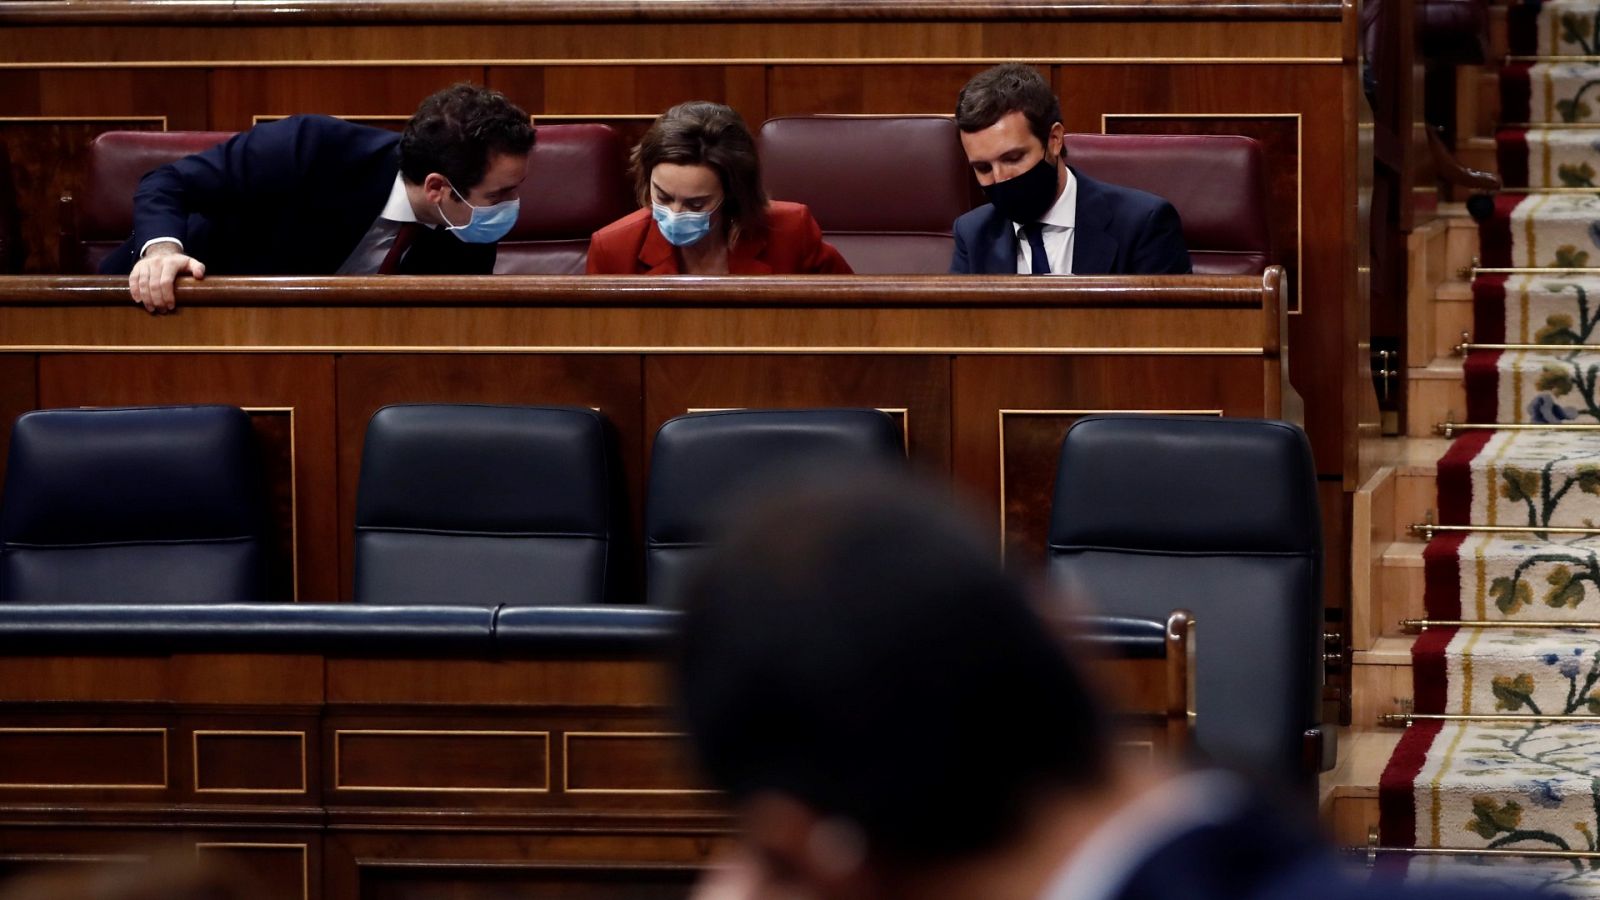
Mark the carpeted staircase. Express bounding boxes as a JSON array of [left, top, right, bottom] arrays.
[[1376, 4, 1600, 882]]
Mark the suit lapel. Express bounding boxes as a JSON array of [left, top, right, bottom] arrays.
[[1070, 169, 1118, 275], [983, 213, 1018, 275], [639, 221, 680, 274], [728, 228, 773, 275]]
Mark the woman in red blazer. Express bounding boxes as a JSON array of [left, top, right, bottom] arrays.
[[586, 102, 852, 276]]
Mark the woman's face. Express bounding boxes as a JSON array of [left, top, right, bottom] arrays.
[[650, 162, 724, 215]]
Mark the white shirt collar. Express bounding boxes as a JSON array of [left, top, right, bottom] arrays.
[[381, 173, 420, 223], [1035, 770, 1249, 900], [1013, 164, 1077, 236]]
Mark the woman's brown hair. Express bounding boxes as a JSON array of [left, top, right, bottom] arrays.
[[630, 101, 769, 247]]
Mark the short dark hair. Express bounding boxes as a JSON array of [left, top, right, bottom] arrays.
[[399, 83, 534, 191], [955, 63, 1063, 148], [674, 472, 1109, 864], [631, 101, 769, 246]]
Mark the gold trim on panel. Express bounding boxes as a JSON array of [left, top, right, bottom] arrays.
[[0, 344, 1268, 356], [1100, 112, 1303, 316], [240, 406, 298, 601], [0, 116, 168, 129], [687, 407, 911, 453], [195, 843, 308, 900], [332, 729, 552, 794], [191, 730, 308, 795], [560, 731, 718, 796], [0, 58, 1345, 71], [996, 409, 1224, 553], [0, 727, 168, 790], [252, 114, 409, 126]]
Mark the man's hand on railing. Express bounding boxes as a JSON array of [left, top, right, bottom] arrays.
[[128, 241, 205, 314]]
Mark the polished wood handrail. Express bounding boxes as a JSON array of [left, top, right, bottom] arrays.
[[0, 273, 1278, 309], [0, 0, 1345, 25]]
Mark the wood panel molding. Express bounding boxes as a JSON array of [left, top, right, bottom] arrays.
[[0, 0, 1345, 25]]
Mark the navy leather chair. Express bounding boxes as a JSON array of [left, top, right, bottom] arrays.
[[0, 405, 267, 603], [354, 404, 627, 606], [645, 409, 905, 605], [1046, 415, 1325, 789]]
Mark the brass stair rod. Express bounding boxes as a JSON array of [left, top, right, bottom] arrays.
[[1409, 521, 1600, 539], [1435, 422, 1600, 438], [1383, 712, 1600, 725], [1402, 618, 1600, 632]]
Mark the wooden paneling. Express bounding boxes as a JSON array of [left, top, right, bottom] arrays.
[[0, 355, 36, 488], [564, 733, 707, 794], [196, 841, 316, 900], [208, 67, 484, 132], [1054, 63, 1351, 478], [333, 730, 551, 794], [643, 354, 952, 472], [333, 354, 645, 600], [0, 22, 1344, 65], [36, 354, 340, 601], [951, 355, 1267, 558], [0, 70, 205, 125], [352, 861, 696, 900], [0, 728, 167, 791], [192, 731, 309, 795], [0, 118, 164, 273], [767, 65, 986, 114]]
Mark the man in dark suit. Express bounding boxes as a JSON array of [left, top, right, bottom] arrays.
[[104, 83, 534, 313], [950, 64, 1192, 276], [673, 474, 1531, 900]]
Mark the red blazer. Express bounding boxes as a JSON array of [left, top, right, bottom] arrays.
[[586, 201, 853, 275]]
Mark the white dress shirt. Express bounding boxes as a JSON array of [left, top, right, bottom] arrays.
[[1013, 165, 1078, 275], [1035, 770, 1249, 900], [335, 174, 427, 275]]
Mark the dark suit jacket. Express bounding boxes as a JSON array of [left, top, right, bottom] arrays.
[[1111, 799, 1538, 900], [99, 114, 495, 276], [585, 201, 853, 275], [950, 168, 1192, 275]]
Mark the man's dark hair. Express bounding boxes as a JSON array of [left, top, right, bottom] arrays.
[[674, 472, 1109, 864], [955, 63, 1063, 148], [399, 83, 535, 191], [630, 101, 770, 247]]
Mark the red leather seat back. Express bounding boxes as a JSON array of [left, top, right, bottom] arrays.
[[496, 124, 636, 275], [1062, 133, 1271, 276], [78, 131, 235, 273], [758, 116, 970, 274]]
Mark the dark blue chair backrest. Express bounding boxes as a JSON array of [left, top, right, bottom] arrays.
[[354, 404, 627, 606], [0, 405, 267, 603], [645, 408, 904, 606]]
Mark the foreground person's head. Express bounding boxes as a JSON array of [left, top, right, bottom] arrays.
[[674, 474, 1111, 897]]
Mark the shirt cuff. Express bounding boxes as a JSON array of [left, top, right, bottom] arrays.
[[139, 237, 184, 257]]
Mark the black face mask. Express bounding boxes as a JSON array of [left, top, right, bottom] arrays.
[[981, 153, 1060, 225]]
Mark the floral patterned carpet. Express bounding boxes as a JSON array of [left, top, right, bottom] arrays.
[[1378, 11, 1600, 876]]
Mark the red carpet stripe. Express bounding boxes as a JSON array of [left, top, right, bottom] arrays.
[[1477, 193, 1526, 269], [1422, 532, 1469, 620], [1471, 275, 1508, 345], [1436, 430, 1495, 526], [1496, 128, 1529, 189], [1410, 626, 1458, 715], [1462, 349, 1504, 424], [1499, 63, 1533, 126], [1379, 718, 1445, 847]]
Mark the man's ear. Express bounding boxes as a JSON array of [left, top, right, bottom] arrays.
[[422, 172, 452, 205], [1048, 121, 1066, 161], [741, 792, 870, 896]]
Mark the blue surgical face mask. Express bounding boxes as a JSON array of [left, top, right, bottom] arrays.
[[438, 182, 520, 244], [652, 203, 717, 247]]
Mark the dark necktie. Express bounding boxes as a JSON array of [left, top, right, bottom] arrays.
[[377, 222, 420, 275], [1022, 222, 1050, 275]]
